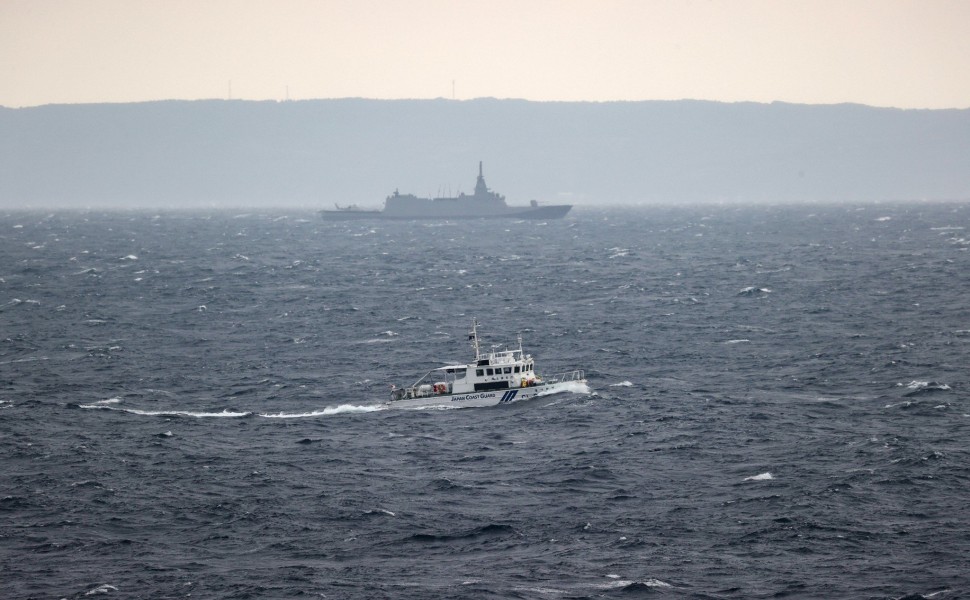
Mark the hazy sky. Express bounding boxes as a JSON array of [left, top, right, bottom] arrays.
[[2, 0, 969, 109]]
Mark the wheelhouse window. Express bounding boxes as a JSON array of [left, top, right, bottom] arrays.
[[504, 367, 512, 374], [514, 365, 520, 373], [476, 369, 484, 377], [486, 368, 494, 376]]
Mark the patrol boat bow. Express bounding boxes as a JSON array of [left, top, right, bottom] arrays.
[[387, 320, 587, 409]]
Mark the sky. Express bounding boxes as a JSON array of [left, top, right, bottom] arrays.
[[2, 0, 969, 109]]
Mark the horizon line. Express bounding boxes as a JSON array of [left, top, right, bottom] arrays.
[[3, 96, 968, 111]]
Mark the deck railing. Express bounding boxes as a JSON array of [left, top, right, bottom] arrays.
[[541, 369, 586, 384]]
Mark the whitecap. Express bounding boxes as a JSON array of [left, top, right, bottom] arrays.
[[363, 508, 396, 517], [120, 254, 138, 260], [738, 286, 771, 295], [744, 472, 774, 481], [905, 380, 951, 391], [0, 356, 50, 365], [609, 380, 633, 387], [85, 584, 119, 595], [603, 578, 673, 590]]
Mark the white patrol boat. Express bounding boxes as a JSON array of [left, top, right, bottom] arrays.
[[387, 320, 587, 409]]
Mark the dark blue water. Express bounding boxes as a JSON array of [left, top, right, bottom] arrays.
[[2, 204, 969, 599]]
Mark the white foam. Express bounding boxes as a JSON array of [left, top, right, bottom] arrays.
[[259, 404, 383, 418], [78, 404, 251, 418], [739, 286, 771, 294], [603, 578, 673, 589], [130, 409, 251, 418], [85, 584, 119, 595], [744, 472, 774, 481], [0, 356, 50, 365], [905, 380, 951, 391], [364, 508, 396, 517], [536, 380, 591, 397], [609, 380, 633, 387], [725, 339, 750, 344]]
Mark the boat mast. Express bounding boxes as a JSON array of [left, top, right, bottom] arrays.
[[474, 161, 489, 196], [470, 318, 481, 360]]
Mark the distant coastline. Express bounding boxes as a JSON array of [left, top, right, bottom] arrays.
[[2, 98, 968, 209]]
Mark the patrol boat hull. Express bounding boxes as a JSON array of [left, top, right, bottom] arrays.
[[385, 380, 582, 410]]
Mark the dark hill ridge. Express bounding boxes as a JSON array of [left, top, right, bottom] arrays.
[[2, 98, 968, 208]]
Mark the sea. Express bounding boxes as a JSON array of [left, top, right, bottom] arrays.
[[2, 203, 969, 599]]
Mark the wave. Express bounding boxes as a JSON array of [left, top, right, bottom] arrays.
[[744, 472, 774, 481], [738, 286, 771, 296], [406, 523, 517, 543], [902, 380, 951, 396], [85, 584, 119, 595], [603, 575, 674, 590], [609, 380, 633, 387], [0, 298, 41, 310]]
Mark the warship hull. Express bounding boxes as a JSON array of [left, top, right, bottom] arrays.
[[320, 204, 571, 221]]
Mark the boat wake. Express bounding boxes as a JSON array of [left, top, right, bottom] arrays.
[[77, 402, 384, 419], [260, 404, 385, 418]]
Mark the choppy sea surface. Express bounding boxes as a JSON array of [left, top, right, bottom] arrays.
[[2, 204, 970, 599]]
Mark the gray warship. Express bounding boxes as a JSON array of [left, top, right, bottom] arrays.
[[320, 163, 572, 220]]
